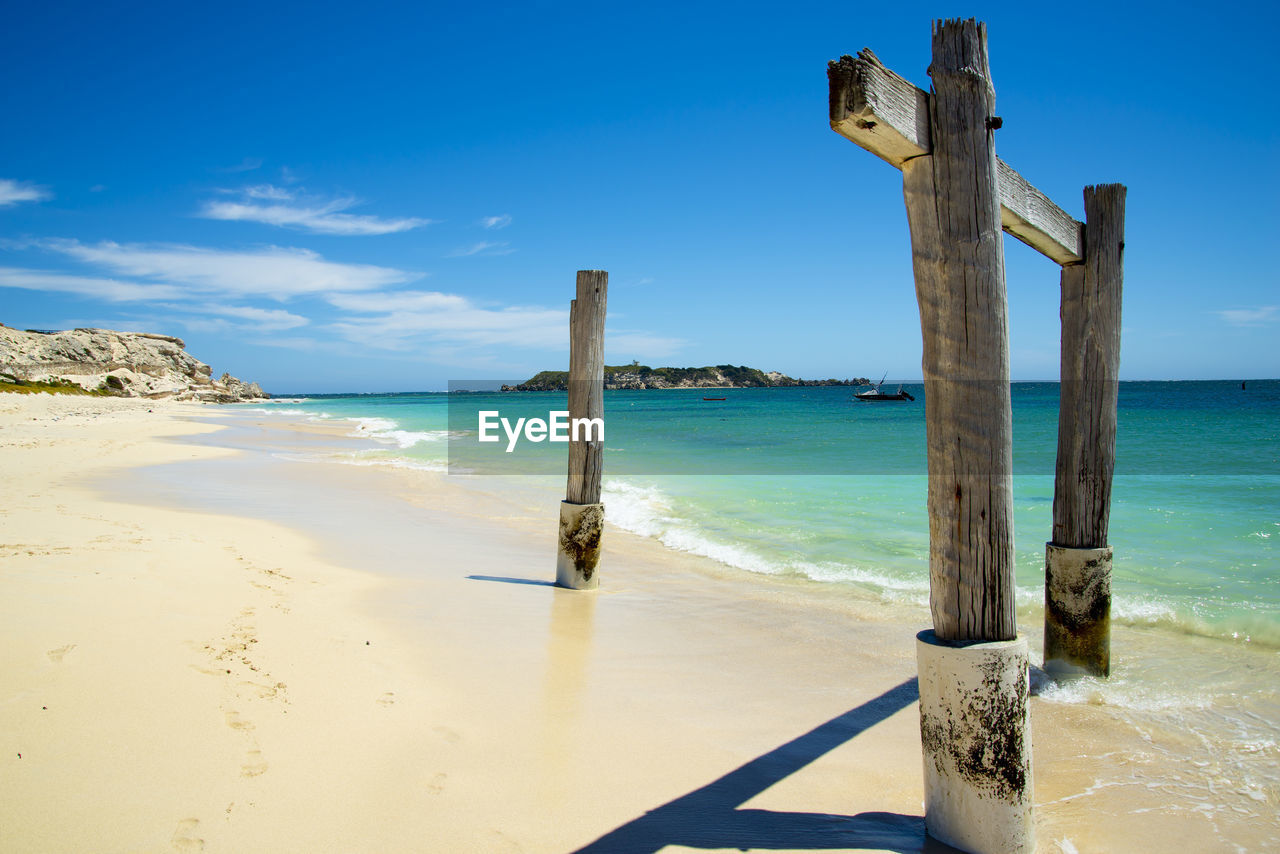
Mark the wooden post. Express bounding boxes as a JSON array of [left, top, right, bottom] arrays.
[[828, 22, 1134, 851], [556, 270, 607, 589], [902, 20, 1032, 853], [904, 20, 1016, 643], [1045, 184, 1126, 677]]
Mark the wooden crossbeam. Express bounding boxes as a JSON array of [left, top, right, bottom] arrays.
[[829, 49, 1084, 266]]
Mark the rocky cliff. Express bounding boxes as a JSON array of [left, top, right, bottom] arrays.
[[503, 364, 867, 391], [0, 324, 268, 402]]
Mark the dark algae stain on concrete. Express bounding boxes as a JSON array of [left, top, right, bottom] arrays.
[[920, 651, 1030, 803], [559, 503, 603, 581], [1045, 546, 1111, 675]]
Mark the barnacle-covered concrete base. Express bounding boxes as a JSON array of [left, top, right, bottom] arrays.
[[917, 630, 1034, 854], [556, 501, 603, 590], [1044, 543, 1111, 678]]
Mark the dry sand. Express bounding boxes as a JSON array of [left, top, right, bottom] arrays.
[[1, 394, 1272, 852]]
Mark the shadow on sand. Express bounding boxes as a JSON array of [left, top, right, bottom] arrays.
[[574, 678, 957, 853], [466, 574, 558, 587]]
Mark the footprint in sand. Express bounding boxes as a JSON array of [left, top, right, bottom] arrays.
[[433, 725, 461, 744], [224, 710, 254, 731], [170, 818, 204, 852], [427, 772, 447, 795], [238, 680, 288, 701], [46, 644, 76, 664], [377, 692, 396, 707], [240, 750, 268, 778]]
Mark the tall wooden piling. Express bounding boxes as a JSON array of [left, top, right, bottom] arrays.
[[1045, 184, 1126, 677], [556, 270, 607, 589], [903, 20, 1016, 643], [828, 18, 1131, 850], [901, 20, 1032, 852]]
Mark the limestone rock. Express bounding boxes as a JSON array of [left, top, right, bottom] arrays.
[[0, 324, 269, 402]]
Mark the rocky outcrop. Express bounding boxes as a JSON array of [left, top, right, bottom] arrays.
[[503, 364, 868, 392], [0, 324, 268, 402]]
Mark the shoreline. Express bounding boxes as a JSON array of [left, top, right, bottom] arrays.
[[1, 395, 1275, 851]]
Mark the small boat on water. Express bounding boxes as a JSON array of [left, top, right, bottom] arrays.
[[854, 374, 915, 402], [702, 397, 726, 401]]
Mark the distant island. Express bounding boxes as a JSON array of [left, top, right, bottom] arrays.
[[501, 364, 869, 391]]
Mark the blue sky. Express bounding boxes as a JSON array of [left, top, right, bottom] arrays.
[[2, 1, 1276, 392]]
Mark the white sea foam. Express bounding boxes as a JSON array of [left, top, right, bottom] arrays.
[[799, 560, 930, 602], [601, 481, 675, 538], [348, 416, 397, 434], [1112, 595, 1181, 625], [602, 479, 932, 602], [238, 406, 306, 416], [272, 449, 447, 473], [344, 416, 448, 448], [336, 453, 448, 472], [1033, 662, 1219, 712], [603, 480, 780, 574]]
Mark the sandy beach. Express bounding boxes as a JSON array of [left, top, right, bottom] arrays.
[[2, 394, 1275, 853]]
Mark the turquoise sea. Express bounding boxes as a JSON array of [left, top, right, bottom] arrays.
[[256, 380, 1279, 649]]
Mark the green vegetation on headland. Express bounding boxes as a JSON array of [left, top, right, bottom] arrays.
[[0, 372, 119, 396], [501, 364, 868, 391]]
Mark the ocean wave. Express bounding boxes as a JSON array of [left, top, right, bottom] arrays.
[[798, 560, 931, 603], [344, 416, 448, 449], [602, 477, 1280, 649], [1033, 671, 1213, 712], [238, 407, 294, 416], [602, 479, 932, 603], [1107, 595, 1280, 649], [604, 480, 787, 575]]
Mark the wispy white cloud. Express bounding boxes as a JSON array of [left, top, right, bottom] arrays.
[[200, 184, 434, 236], [0, 178, 51, 207], [0, 267, 184, 301], [448, 241, 513, 258], [41, 239, 418, 299], [242, 184, 294, 201], [478, 214, 512, 230], [327, 290, 467, 313], [326, 289, 566, 351], [0, 267, 310, 333], [216, 157, 264, 174], [196, 303, 310, 332], [1216, 305, 1278, 327]]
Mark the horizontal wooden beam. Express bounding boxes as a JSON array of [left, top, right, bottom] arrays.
[[996, 161, 1085, 266], [829, 49, 1084, 265]]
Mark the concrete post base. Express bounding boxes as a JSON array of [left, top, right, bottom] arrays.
[[917, 630, 1034, 854], [1043, 543, 1111, 678], [556, 501, 603, 590]]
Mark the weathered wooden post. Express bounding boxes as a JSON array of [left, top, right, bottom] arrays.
[[904, 22, 1031, 853], [556, 270, 607, 589], [1045, 185, 1125, 677], [829, 20, 1045, 853]]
